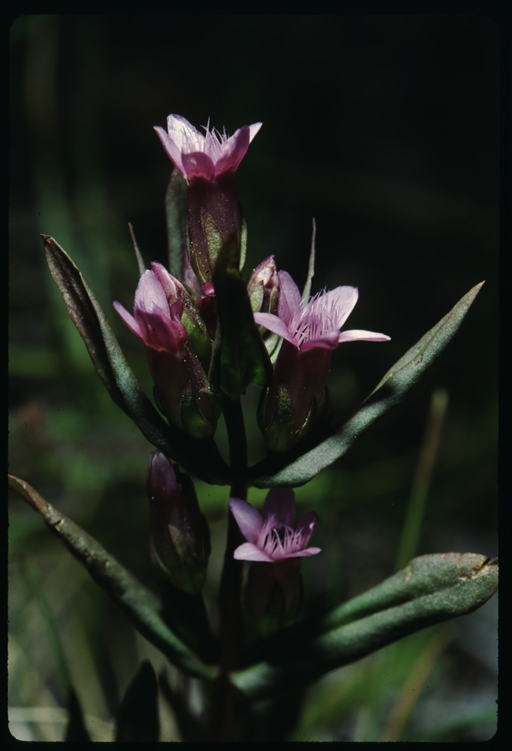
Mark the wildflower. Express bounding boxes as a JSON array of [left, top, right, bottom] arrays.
[[113, 266, 219, 439], [254, 270, 390, 350], [154, 114, 262, 284], [147, 451, 210, 593], [230, 490, 320, 634], [255, 270, 390, 451], [229, 490, 321, 563], [154, 114, 262, 183]]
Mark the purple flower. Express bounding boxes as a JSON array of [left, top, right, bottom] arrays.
[[113, 265, 189, 354], [255, 270, 390, 451], [229, 490, 321, 563], [154, 115, 262, 284], [254, 270, 390, 351], [113, 265, 219, 439], [154, 114, 262, 183]]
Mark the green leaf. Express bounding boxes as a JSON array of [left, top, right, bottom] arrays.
[[165, 168, 189, 279], [210, 234, 272, 398], [8, 474, 218, 681], [251, 281, 484, 487], [232, 552, 498, 701], [42, 235, 230, 485]]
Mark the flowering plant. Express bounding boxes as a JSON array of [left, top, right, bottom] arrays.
[[9, 112, 497, 741]]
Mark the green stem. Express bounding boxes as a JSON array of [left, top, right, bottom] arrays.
[[210, 396, 248, 740]]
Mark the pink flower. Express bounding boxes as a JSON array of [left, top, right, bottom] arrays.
[[154, 114, 262, 183], [254, 270, 390, 351], [229, 490, 321, 563], [255, 270, 390, 451], [113, 265, 189, 355], [113, 265, 219, 439]]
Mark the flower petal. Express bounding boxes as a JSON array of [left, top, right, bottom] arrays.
[[307, 285, 359, 331], [166, 114, 203, 148], [277, 271, 302, 324], [153, 126, 185, 175], [229, 498, 263, 544], [279, 546, 322, 558], [263, 488, 296, 526], [338, 329, 391, 343], [150, 262, 179, 301], [134, 269, 170, 318], [300, 332, 341, 351], [215, 125, 250, 174], [254, 312, 296, 343], [233, 542, 274, 562], [113, 301, 142, 339], [181, 151, 216, 181]]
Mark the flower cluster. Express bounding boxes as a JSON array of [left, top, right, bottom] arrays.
[[114, 113, 390, 626]]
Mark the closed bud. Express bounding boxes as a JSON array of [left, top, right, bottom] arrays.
[[247, 255, 279, 315], [146, 451, 210, 594]]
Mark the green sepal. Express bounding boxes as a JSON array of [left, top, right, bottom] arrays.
[[258, 382, 295, 453], [232, 552, 498, 701], [8, 474, 218, 681], [179, 382, 221, 441], [209, 234, 273, 398], [165, 168, 189, 279], [200, 210, 224, 274], [251, 281, 484, 487], [42, 235, 229, 485], [180, 305, 212, 367]]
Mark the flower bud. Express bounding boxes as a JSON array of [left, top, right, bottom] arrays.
[[247, 255, 279, 315], [146, 451, 210, 594]]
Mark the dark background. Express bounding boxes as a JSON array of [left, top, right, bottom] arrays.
[[9, 15, 498, 741]]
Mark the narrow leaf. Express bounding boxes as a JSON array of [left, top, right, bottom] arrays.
[[8, 474, 218, 681], [165, 168, 189, 278], [251, 282, 484, 487], [302, 218, 316, 302], [210, 234, 272, 398], [43, 235, 229, 485], [128, 222, 146, 276], [232, 552, 498, 701]]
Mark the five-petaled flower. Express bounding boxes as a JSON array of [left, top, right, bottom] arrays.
[[154, 114, 262, 183], [229, 490, 321, 563]]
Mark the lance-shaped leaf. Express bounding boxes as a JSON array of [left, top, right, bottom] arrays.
[[42, 235, 229, 485], [8, 475, 218, 681], [251, 281, 484, 487], [210, 234, 273, 398], [165, 168, 189, 278], [232, 552, 498, 701]]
